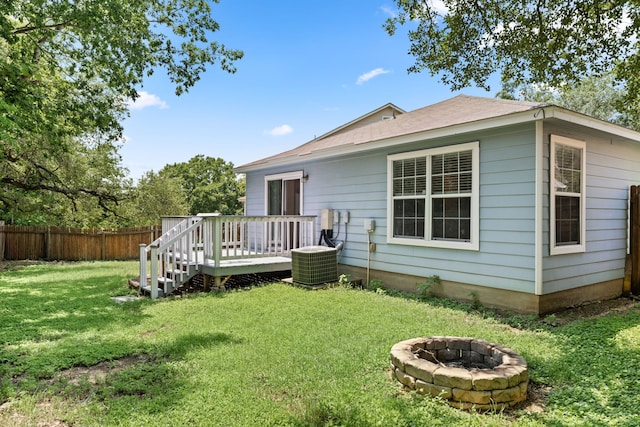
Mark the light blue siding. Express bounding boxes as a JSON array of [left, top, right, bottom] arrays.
[[541, 124, 640, 293], [245, 124, 539, 294], [243, 120, 640, 297]]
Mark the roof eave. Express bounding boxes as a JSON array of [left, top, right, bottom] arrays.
[[234, 108, 543, 173], [545, 107, 640, 142], [234, 106, 640, 173]]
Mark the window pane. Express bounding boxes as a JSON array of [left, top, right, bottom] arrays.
[[393, 178, 403, 196], [444, 174, 459, 193], [444, 153, 458, 173], [459, 173, 472, 193], [460, 219, 471, 240], [460, 197, 471, 217], [267, 180, 283, 215], [459, 150, 472, 171], [555, 144, 582, 194], [416, 176, 427, 194], [404, 178, 415, 195], [393, 157, 426, 196], [444, 198, 459, 217], [393, 199, 425, 238], [555, 195, 580, 245], [432, 198, 443, 218], [394, 219, 403, 236], [444, 219, 458, 239], [403, 158, 415, 177], [432, 175, 443, 194], [393, 161, 402, 178], [432, 155, 443, 175], [394, 200, 403, 216], [432, 219, 443, 239], [431, 196, 471, 242], [417, 198, 426, 217], [432, 150, 473, 195]]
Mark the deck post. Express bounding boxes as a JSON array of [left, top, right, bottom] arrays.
[[139, 244, 147, 295], [150, 244, 159, 299], [213, 216, 223, 267]]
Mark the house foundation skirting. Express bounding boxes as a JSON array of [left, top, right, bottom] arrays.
[[338, 265, 623, 315]]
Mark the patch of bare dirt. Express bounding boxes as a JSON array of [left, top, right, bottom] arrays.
[[548, 296, 640, 326], [0, 260, 48, 272], [54, 354, 152, 386], [506, 381, 551, 416]]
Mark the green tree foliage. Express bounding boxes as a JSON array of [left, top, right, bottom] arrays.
[[1, 137, 131, 227], [0, 0, 242, 224], [498, 73, 635, 130], [385, 0, 640, 121], [160, 155, 245, 215], [126, 171, 189, 226]]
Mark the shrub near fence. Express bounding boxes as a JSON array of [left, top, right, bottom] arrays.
[[0, 225, 161, 261]]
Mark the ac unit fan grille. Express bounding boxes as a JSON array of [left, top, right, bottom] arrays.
[[291, 246, 337, 286]]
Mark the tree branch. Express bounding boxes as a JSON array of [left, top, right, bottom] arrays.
[[12, 21, 72, 35]]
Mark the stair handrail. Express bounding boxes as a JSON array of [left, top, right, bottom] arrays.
[[139, 216, 203, 299]]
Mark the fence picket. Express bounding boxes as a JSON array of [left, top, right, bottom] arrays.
[[0, 225, 161, 261]]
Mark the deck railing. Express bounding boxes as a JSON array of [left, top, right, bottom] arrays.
[[140, 215, 316, 298]]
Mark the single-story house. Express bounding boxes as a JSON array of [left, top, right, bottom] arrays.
[[234, 95, 640, 314]]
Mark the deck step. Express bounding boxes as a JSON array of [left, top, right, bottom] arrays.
[[166, 269, 186, 276], [140, 284, 165, 298]]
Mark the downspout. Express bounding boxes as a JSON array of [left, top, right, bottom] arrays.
[[535, 120, 544, 296]]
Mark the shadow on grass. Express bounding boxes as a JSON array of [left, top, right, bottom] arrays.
[[46, 331, 245, 423], [161, 331, 244, 359], [0, 262, 150, 398]]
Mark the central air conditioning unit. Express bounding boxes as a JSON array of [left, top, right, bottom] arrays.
[[291, 246, 337, 286]]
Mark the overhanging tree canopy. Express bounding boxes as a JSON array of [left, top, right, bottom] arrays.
[[0, 0, 242, 223], [385, 0, 640, 120]]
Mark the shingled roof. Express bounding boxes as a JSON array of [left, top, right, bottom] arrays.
[[236, 95, 549, 171]]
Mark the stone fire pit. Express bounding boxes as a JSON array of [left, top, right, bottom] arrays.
[[390, 336, 528, 410]]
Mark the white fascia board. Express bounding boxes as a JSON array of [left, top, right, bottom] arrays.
[[545, 108, 640, 142], [235, 106, 640, 173]]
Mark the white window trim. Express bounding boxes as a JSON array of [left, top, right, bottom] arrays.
[[264, 171, 304, 215], [550, 135, 586, 255], [387, 141, 479, 251]]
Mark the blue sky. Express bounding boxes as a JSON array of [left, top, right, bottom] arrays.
[[122, 1, 500, 180]]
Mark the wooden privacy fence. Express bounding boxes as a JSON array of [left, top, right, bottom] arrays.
[[0, 225, 161, 261]]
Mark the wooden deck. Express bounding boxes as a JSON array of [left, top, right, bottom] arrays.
[[139, 215, 316, 298], [201, 255, 293, 277]]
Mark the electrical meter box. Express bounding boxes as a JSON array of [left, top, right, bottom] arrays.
[[364, 218, 375, 232], [321, 208, 334, 230]]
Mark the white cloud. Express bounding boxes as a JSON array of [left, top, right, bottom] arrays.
[[356, 68, 391, 85], [429, 0, 449, 15], [266, 124, 293, 136], [380, 6, 396, 18], [127, 91, 168, 110]]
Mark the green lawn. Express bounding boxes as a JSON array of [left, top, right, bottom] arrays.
[[0, 261, 639, 426]]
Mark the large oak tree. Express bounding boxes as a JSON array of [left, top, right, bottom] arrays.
[[385, 0, 640, 125], [0, 0, 242, 224]]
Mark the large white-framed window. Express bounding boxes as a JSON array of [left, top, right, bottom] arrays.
[[387, 141, 479, 250], [264, 171, 303, 216], [550, 135, 586, 255]]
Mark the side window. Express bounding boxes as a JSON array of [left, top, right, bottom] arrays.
[[550, 135, 586, 255]]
